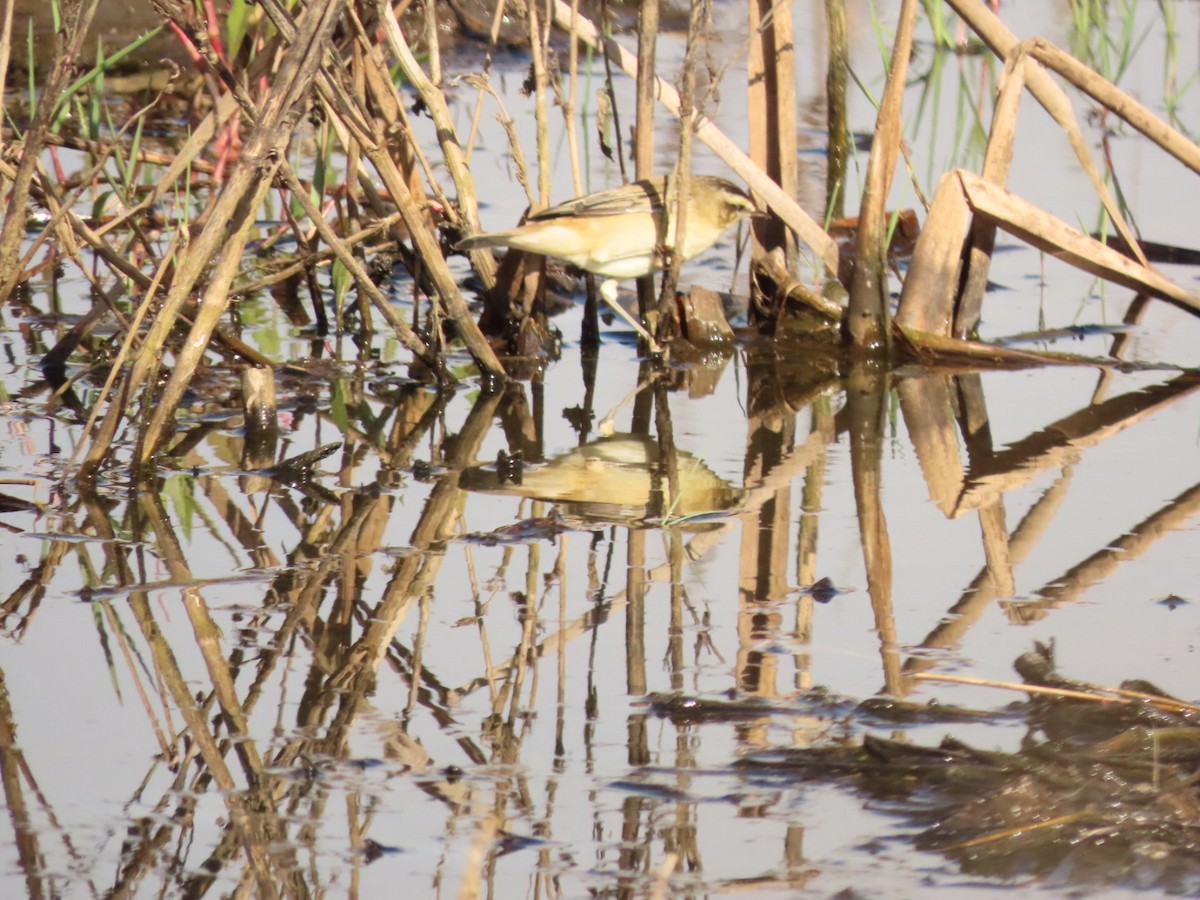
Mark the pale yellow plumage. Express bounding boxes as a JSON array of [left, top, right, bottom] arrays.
[[458, 175, 759, 350], [458, 175, 758, 279]]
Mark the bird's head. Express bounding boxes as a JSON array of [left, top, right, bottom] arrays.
[[703, 179, 764, 230]]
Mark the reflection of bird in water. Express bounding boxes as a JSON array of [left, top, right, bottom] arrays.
[[458, 175, 760, 348], [460, 434, 741, 527]]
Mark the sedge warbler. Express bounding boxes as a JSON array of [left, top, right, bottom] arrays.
[[458, 175, 760, 347]]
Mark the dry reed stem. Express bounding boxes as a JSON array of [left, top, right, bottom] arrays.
[[1028, 38, 1200, 176], [134, 0, 345, 466], [462, 0, 512, 165], [10, 131, 215, 174], [846, 0, 916, 353], [374, 1, 497, 286], [561, 0, 584, 195], [657, 0, 703, 339], [945, 0, 1146, 271], [0, 0, 12, 111], [953, 43, 1026, 337], [544, 0, 839, 276], [633, 0, 659, 319], [824, 0, 849, 221], [633, 0, 662, 183], [894, 170, 972, 335], [258, 0, 500, 378], [748, 0, 798, 264], [911, 671, 1200, 714], [524, 0, 552, 208], [961, 172, 1200, 315], [893, 325, 1115, 368], [274, 163, 445, 367], [0, 0, 101, 304]]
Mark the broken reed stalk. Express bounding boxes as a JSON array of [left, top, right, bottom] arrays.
[[0, 0, 101, 306], [544, 0, 838, 276], [846, 0, 917, 354], [898, 168, 1200, 344], [954, 43, 1026, 337], [897, 12, 1200, 349], [522, 0, 553, 335]]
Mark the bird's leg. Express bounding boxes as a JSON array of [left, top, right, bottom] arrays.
[[599, 279, 663, 355]]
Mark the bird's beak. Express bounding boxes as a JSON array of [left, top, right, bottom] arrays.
[[749, 208, 771, 220]]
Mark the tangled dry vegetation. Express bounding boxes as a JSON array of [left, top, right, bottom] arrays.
[[0, 0, 1196, 482]]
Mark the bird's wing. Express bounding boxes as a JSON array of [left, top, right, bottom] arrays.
[[530, 179, 668, 221]]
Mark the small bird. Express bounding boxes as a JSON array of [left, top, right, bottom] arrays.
[[458, 175, 759, 347]]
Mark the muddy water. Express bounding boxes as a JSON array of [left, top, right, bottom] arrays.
[[1, 2, 1198, 897]]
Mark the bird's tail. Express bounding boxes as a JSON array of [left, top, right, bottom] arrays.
[[455, 232, 511, 252]]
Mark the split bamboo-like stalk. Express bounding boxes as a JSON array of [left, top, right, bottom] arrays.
[[846, 0, 917, 353], [824, 0, 849, 221], [961, 171, 1200, 315], [898, 25, 1200, 349]]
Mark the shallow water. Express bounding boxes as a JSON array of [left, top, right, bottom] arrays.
[[1, 1, 1198, 897]]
